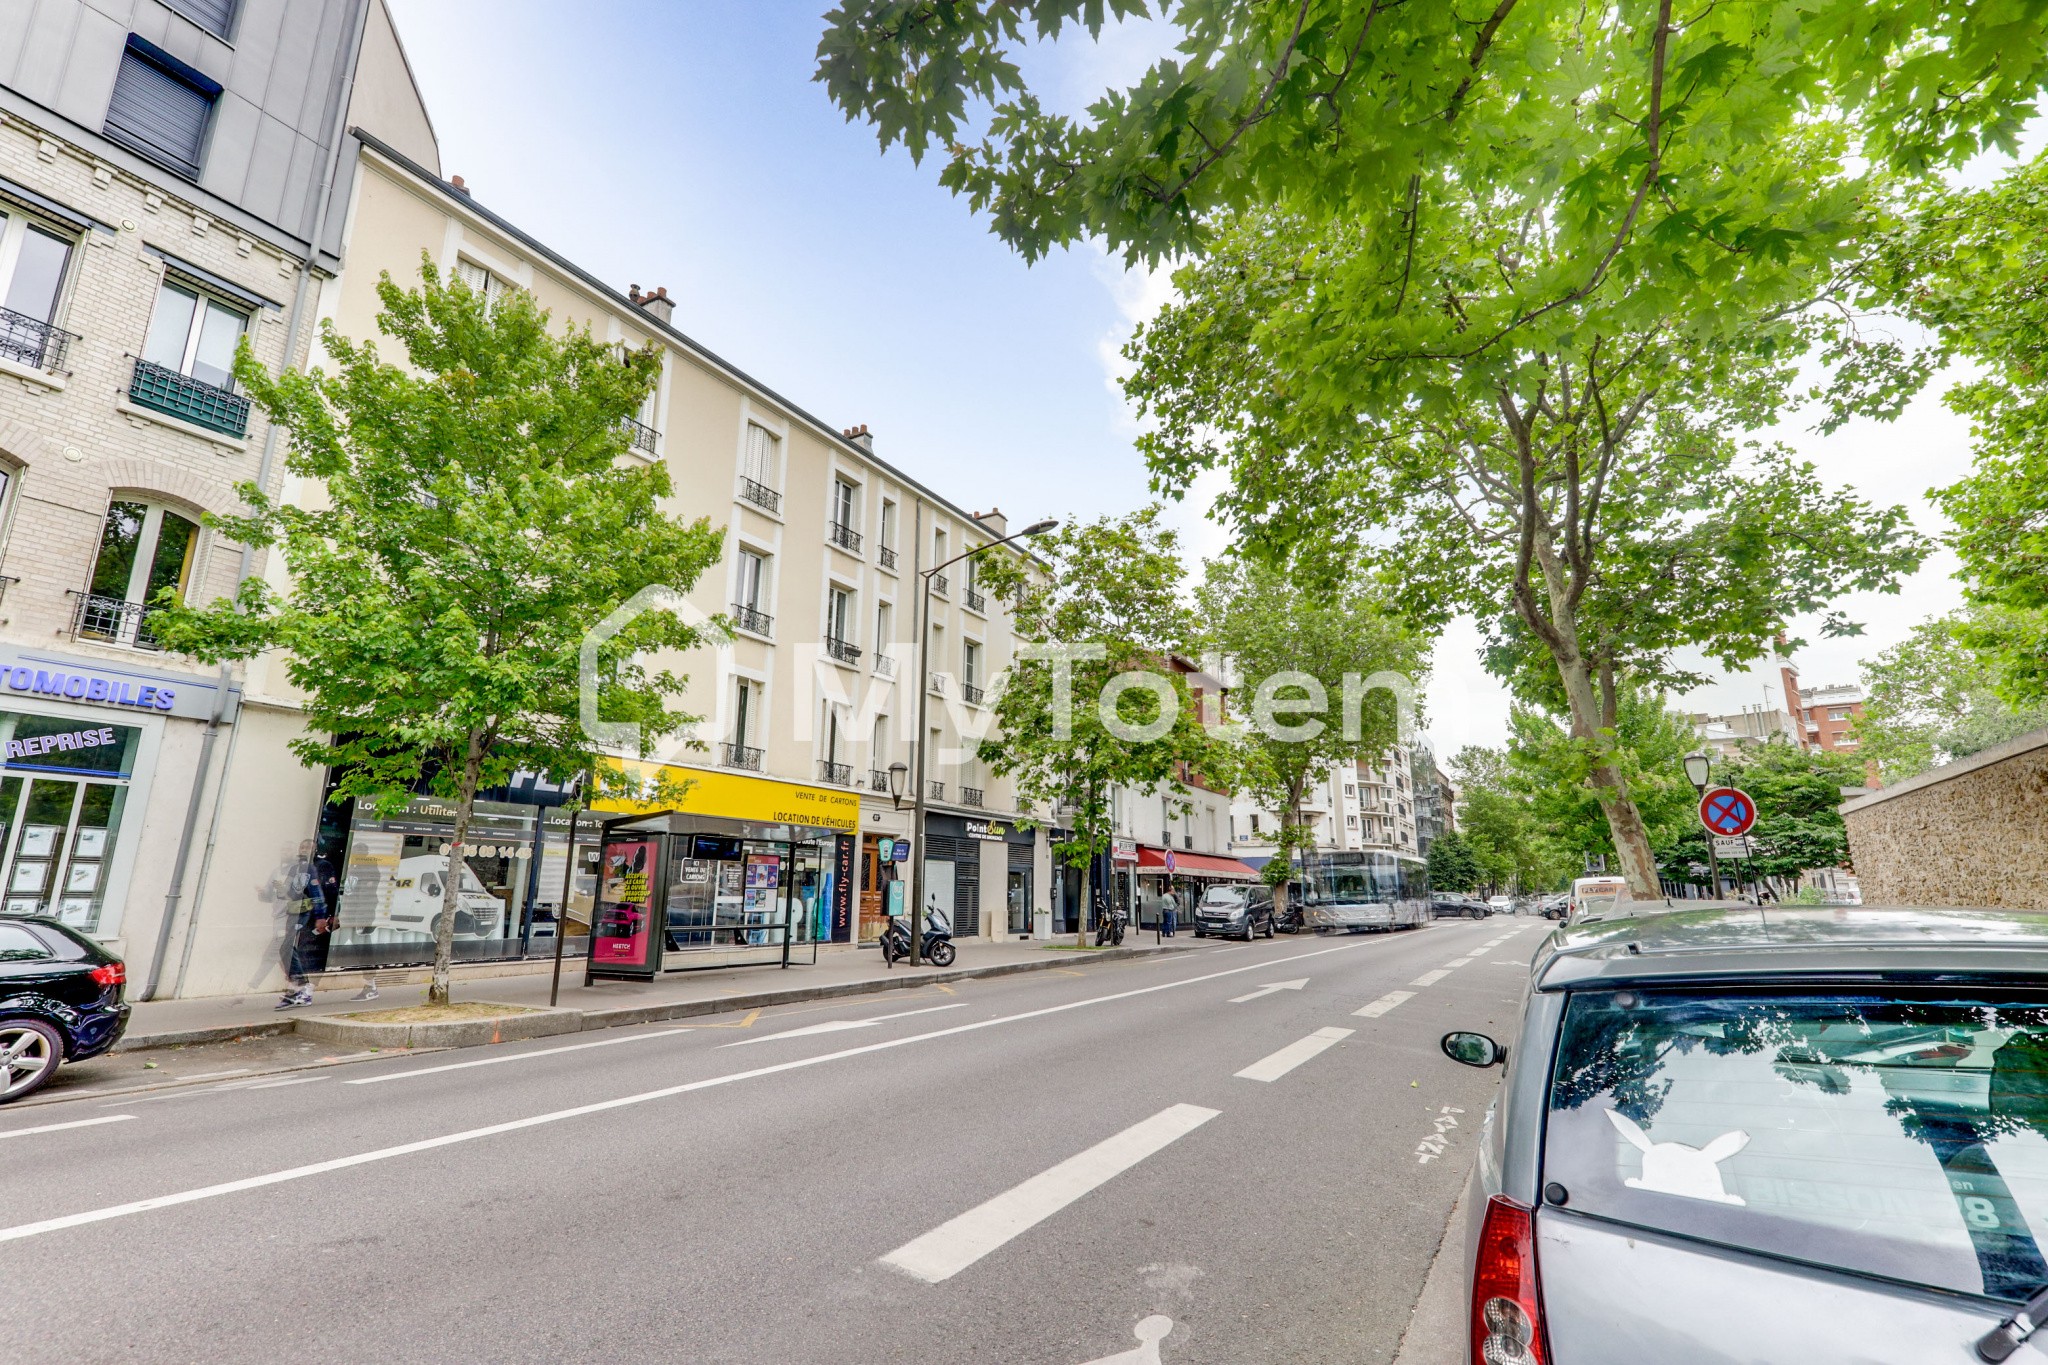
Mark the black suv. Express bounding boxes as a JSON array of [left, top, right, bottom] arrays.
[[0, 916, 131, 1102], [1193, 885, 1276, 940]]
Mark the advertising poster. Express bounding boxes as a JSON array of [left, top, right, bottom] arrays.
[[742, 853, 782, 945], [830, 835, 855, 942], [593, 838, 658, 970]]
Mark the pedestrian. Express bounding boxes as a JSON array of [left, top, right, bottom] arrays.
[[260, 840, 328, 1009], [1161, 885, 1177, 938]]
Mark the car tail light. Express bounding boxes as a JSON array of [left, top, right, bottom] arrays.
[[1471, 1195, 1546, 1365], [89, 962, 126, 990]]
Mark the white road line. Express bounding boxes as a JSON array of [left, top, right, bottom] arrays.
[[1354, 991, 1414, 1018], [347, 1028, 693, 1085], [725, 1002, 967, 1046], [1444, 957, 1474, 968], [247, 1076, 328, 1090], [1235, 1027, 1355, 1083], [1411, 969, 1452, 987], [1466, 947, 1491, 956], [879, 1104, 1219, 1284], [0, 940, 1375, 1245], [0, 1114, 135, 1140]]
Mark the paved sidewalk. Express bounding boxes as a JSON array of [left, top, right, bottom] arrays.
[[121, 934, 1212, 1050]]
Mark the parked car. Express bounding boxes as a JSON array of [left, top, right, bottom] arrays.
[[0, 916, 130, 1103], [1487, 895, 1515, 916], [1540, 893, 1571, 920], [1433, 894, 1490, 920], [1441, 906, 2048, 1364], [1192, 885, 1276, 940]]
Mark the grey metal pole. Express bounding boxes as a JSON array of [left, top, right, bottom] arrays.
[[909, 565, 933, 967], [548, 796, 581, 1008]]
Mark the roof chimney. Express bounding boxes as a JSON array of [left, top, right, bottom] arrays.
[[628, 284, 675, 325], [449, 175, 471, 197], [841, 423, 874, 453], [972, 507, 1009, 535]]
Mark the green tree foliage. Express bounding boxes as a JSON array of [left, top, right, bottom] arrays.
[[818, 1, 2048, 276], [1878, 156, 2048, 705], [1426, 829, 1481, 895], [153, 262, 724, 1003], [1855, 611, 2048, 781], [974, 508, 1229, 946], [1452, 746, 1571, 896], [1506, 685, 1700, 865], [1655, 743, 1864, 888], [1195, 555, 1425, 916], [1124, 202, 1924, 898]]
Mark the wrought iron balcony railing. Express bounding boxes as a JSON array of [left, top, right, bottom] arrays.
[[827, 521, 862, 554], [622, 416, 659, 456], [961, 787, 985, 809], [825, 636, 861, 665], [927, 781, 945, 802], [128, 358, 250, 437], [961, 682, 985, 707], [965, 588, 986, 613], [878, 545, 897, 571], [819, 760, 853, 786], [868, 769, 891, 794], [931, 573, 949, 597], [731, 602, 773, 637], [69, 592, 165, 651], [872, 653, 896, 678], [738, 477, 781, 515], [0, 307, 77, 372], [722, 742, 764, 772]]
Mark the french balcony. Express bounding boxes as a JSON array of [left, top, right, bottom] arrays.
[[69, 592, 165, 651], [128, 358, 250, 438], [872, 653, 896, 678], [931, 573, 949, 598], [927, 781, 945, 802], [961, 682, 985, 707], [961, 786, 985, 809], [621, 416, 659, 456], [828, 521, 862, 554], [825, 636, 861, 666], [731, 602, 773, 638], [0, 307, 78, 372], [965, 588, 986, 614], [738, 476, 782, 515], [878, 545, 897, 571], [928, 672, 946, 696], [819, 760, 853, 787], [722, 742, 764, 772], [868, 769, 891, 794]]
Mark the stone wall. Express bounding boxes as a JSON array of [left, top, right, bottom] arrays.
[[1841, 728, 2048, 910]]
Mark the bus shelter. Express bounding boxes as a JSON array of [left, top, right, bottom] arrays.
[[584, 808, 838, 980]]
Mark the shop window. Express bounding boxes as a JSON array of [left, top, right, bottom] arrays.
[[77, 499, 199, 650], [0, 713, 141, 930], [0, 210, 77, 370]]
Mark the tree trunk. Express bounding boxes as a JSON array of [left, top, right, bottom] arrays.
[[429, 730, 485, 1006], [1078, 856, 1093, 951], [1552, 653, 1661, 897]]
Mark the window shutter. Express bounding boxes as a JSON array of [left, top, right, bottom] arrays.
[[105, 48, 214, 178], [166, 0, 235, 37]]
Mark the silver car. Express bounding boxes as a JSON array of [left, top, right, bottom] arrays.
[[1442, 906, 2048, 1364]]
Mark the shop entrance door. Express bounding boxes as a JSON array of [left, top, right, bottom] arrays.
[[0, 774, 127, 929], [1006, 870, 1029, 935]]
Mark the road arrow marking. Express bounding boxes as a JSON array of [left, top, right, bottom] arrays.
[[1229, 978, 1309, 1004], [723, 1002, 966, 1047]]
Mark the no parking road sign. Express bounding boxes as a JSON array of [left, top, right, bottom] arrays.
[[1699, 786, 1758, 838]]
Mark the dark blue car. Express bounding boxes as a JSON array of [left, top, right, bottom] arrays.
[[0, 916, 130, 1102]]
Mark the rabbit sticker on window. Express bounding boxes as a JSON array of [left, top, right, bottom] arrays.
[[1607, 1109, 1749, 1205]]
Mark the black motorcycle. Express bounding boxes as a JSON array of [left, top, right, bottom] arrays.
[[1095, 905, 1127, 948], [879, 912, 956, 967]]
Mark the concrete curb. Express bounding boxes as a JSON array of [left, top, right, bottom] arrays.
[[112, 941, 1196, 1054], [294, 1004, 584, 1050], [1391, 1185, 1471, 1365]]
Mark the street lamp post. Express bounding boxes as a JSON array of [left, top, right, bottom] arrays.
[[906, 517, 1058, 965], [1683, 751, 1719, 900]]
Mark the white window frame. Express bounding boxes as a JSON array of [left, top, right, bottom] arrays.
[[142, 278, 249, 388]]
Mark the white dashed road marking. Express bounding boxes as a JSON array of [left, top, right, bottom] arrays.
[[880, 1104, 1220, 1284], [0, 1114, 135, 1140], [1354, 991, 1415, 1018], [1235, 1027, 1354, 1083], [1411, 969, 1452, 987]]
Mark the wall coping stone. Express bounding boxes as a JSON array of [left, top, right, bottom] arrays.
[[1841, 725, 2048, 817]]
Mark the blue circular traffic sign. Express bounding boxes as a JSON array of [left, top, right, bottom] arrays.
[[1699, 786, 1758, 837]]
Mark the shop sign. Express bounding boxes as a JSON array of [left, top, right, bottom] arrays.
[[0, 651, 239, 723], [595, 760, 860, 833], [892, 838, 911, 862], [1112, 838, 1138, 863], [965, 818, 1009, 843], [4, 724, 120, 762]]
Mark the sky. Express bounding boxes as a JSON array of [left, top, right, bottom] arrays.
[[381, 2, 2026, 760]]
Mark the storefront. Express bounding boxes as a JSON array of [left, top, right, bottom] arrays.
[[920, 813, 986, 937], [1134, 846, 1261, 927], [585, 808, 845, 977], [0, 648, 238, 948]]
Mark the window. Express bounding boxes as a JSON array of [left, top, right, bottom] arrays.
[[827, 586, 854, 646], [962, 641, 982, 689], [142, 280, 246, 391], [0, 210, 76, 368], [725, 678, 763, 770], [1830, 708, 1851, 721], [733, 549, 771, 636], [832, 480, 857, 531], [79, 499, 199, 648], [743, 424, 779, 486], [454, 259, 512, 309], [104, 37, 220, 179], [880, 500, 897, 551], [875, 601, 892, 646]]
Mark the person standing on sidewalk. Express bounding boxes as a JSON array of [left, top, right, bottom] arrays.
[[260, 841, 328, 1009]]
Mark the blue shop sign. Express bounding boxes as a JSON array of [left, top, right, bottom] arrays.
[[3, 664, 175, 712], [0, 652, 239, 723]]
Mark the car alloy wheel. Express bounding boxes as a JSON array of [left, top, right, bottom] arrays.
[[0, 1019, 63, 1102]]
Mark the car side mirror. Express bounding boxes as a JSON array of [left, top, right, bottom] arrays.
[[1442, 1031, 1506, 1068]]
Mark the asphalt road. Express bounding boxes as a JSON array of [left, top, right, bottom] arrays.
[[2, 917, 1543, 1364]]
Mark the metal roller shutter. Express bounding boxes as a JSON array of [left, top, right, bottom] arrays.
[[926, 836, 980, 937], [167, 0, 235, 36], [105, 50, 214, 178]]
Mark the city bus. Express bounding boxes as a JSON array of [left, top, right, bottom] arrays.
[[1295, 851, 1432, 932]]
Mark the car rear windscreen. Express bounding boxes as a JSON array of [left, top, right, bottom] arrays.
[[1545, 988, 2048, 1301]]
